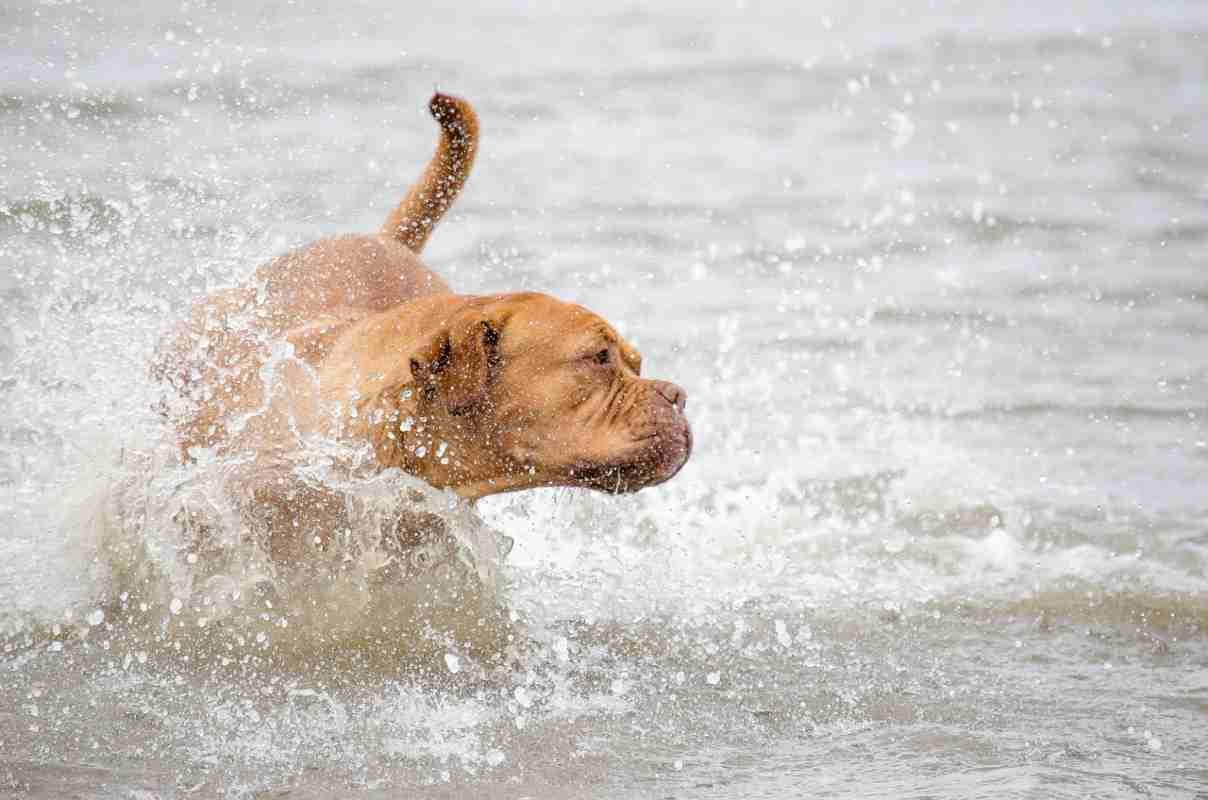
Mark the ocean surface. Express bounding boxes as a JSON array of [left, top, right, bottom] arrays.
[[2, 1, 1206, 797]]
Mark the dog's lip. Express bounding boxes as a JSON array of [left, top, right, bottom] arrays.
[[667, 424, 692, 475], [567, 422, 692, 493]]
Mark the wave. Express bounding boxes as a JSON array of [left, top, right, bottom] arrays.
[[0, 179, 237, 256], [1, 440, 514, 674], [942, 402, 1207, 422], [0, 192, 130, 240], [869, 305, 1008, 328], [0, 90, 144, 121], [921, 582, 1208, 640]]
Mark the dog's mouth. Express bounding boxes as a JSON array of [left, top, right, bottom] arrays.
[[567, 423, 693, 494]]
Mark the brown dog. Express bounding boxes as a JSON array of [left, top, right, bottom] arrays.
[[153, 93, 691, 560]]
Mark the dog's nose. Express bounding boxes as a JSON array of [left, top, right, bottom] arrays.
[[653, 381, 687, 413]]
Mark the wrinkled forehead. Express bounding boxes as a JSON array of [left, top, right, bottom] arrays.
[[500, 294, 638, 359]]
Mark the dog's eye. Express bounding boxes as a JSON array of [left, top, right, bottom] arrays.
[[593, 348, 610, 365]]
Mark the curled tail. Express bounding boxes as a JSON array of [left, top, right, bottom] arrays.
[[380, 92, 479, 253]]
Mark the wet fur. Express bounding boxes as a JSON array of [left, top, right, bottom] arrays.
[[153, 93, 691, 562]]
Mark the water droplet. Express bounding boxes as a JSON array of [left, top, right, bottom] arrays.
[[775, 619, 791, 648]]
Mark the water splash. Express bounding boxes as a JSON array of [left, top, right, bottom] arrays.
[[4, 436, 514, 672]]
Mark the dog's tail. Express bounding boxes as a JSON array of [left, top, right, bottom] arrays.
[[380, 92, 479, 253]]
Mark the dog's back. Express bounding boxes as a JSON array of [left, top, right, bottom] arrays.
[[151, 93, 479, 459]]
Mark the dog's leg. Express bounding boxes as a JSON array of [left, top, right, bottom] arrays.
[[235, 463, 451, 568], [237, 463, 349, 563], [380, 93, 479, 253]]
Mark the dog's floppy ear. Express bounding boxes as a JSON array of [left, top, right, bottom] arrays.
[[409, 312, 501, 416]]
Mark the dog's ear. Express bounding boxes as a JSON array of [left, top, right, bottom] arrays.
[[409, 312, 501, 416]]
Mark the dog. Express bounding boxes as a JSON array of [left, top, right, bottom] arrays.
[[152, 93, 692, 561]]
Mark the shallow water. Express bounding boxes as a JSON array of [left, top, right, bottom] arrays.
[[2, 0, 1207, 797]]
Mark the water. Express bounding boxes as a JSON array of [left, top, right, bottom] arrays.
[[2, 0, 1207, 797]]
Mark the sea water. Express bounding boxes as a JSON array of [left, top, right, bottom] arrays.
[[1, 1, 1206, 797]]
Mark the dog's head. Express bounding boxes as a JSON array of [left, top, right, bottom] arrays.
[[363, 292, 691, 498]]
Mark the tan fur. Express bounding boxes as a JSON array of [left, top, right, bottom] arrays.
[[154, 93, 690, 561]]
